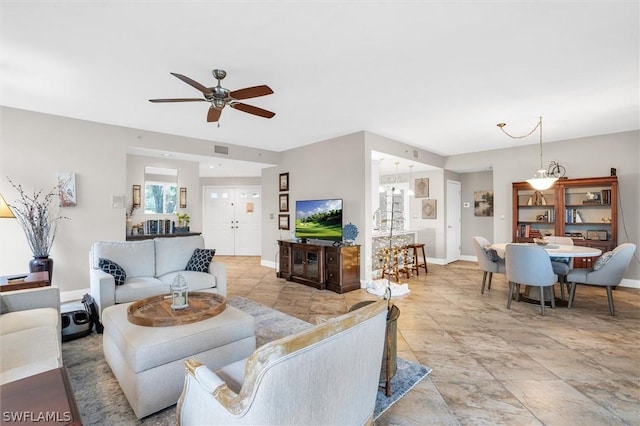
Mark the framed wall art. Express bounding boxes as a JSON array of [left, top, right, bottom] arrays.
[[415, 178, 429, 198], [474, 190, 494, 217], [57, 172, 77, 207], [279, 214, 290, 230], [422, 199, 437, 219], [279, 194, 289, 212], [279, 173, 289, 192]]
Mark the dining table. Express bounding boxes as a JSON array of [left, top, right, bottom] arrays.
[[489, 242, 603, 306]]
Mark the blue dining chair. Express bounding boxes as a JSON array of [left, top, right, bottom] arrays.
[[544, 236, 574, 300], [566, 243, 636, 316], [505, 244, 558, 316], [472, 236, 506, 294]]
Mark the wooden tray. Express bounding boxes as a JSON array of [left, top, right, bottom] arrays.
[[127, 292, 226, 327]]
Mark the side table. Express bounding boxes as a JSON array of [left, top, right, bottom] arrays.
[[0, 367, 82, 425], [0, 271, 50, 292]]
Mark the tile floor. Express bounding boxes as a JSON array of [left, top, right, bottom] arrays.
[[219, 256, 640, 425]]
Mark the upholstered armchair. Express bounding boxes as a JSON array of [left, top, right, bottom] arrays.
[[472, 236, 506, 294], [177, 300, 388, 426], [566, 243, 636, 316]]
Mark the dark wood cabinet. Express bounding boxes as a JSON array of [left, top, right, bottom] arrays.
[[277, 240, 360, 293], [512, 176, 618, 267]]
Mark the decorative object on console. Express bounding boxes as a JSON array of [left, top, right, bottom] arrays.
[[171, 273, 189, 310], [279, 172, 289, 192], [342, 223, 358, 245], [132, 184, 141, 208], [497, 116, 557, 190], [176, 212, 190, 232], [179, 187, 187, 208], [6, 178, 68, 283]]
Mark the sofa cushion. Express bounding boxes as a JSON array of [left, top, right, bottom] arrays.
[[185, 249, 216, 273], [0, 308, 60, 336], [99, 258, 127, 285], [0, 326, 62, 385], [92, 240, 155, 278], [114, 277, 169, 304], [158, 271, 217, 292], [155, 235, 204, 277]]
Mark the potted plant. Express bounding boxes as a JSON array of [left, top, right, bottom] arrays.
[[6, 178, 67, 282], [175, 212, 190, 233]]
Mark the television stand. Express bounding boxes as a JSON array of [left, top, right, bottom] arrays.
[[277, 240, 360, 293]]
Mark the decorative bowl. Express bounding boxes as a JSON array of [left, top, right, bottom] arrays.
[[533, 238, 549, 246]]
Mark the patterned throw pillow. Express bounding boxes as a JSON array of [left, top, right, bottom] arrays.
[[185, 248, 216, 273], [483, 246, 500, 262], [593, 251, 613, 271], [98, 258, 127, 285]]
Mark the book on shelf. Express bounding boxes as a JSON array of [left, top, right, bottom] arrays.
[[145, 219, 176, 235]]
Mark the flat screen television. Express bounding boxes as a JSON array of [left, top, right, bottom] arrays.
[[295, 199, 343, 242]]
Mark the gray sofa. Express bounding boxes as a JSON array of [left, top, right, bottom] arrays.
[[89, 235, 226, 318], [0, 286, 62, 385]]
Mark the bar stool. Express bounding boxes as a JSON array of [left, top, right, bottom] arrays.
[[406, 243, 428, 275], [378, 246, 412, 282]]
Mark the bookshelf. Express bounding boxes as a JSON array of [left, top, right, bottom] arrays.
[[512, 176, 618, 267]]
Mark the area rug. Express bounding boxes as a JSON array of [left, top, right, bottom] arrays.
[[62, 297, 431, 424]]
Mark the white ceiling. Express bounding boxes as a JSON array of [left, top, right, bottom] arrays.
[[2, 2, 638, 177]]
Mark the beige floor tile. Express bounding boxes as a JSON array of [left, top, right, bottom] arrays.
[[221, 256, 640, 425]]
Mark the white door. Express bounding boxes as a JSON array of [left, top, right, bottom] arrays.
[[446, 180, 461, 263], [203, 186, 261, 256]]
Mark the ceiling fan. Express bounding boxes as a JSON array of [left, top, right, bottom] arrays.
[[149, 69, 275, 123]]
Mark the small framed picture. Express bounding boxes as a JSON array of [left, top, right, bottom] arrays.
[[422, 199, 437, 219], [279, 214, 290, 230], [279, 194, 289, 212], [279, 173, 289, 192], [415, 178, 429, 198]]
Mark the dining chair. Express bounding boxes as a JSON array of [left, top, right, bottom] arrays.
[[505, 244, 558, 315], [566, 243, 636, 316], [544, 235, 574, 300], [471, 236, 506, 294]]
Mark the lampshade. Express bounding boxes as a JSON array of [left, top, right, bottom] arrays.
[[0, 193, 15, 218], [526, 169, 558, 190]]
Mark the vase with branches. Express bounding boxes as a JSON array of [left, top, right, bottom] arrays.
[[6, 178, 68, 282]]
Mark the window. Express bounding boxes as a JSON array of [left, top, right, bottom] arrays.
[[144, 167, 178, 214]]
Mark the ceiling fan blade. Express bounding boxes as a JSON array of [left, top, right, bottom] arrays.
[[170, 72, 212, 94], [230, 102, 275, 119], [207, 106, 222, 122], [229, 85, 274, 100], [149, 98, 206, 103]]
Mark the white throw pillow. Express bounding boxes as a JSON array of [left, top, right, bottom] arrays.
[[593, 251, 613, 270]]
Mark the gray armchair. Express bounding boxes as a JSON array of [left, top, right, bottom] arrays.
[[566, 243, 636, 316], [177, 300, 388, 426], [472, 236, 506, 294], [505, 244, 558, 315], [544, 236, 574, 300]]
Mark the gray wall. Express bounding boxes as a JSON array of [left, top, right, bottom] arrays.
[[1, 106, 638, 294], [460, 171, 494, 256]]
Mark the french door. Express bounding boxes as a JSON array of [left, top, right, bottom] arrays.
[[203, 186, 261, 256]]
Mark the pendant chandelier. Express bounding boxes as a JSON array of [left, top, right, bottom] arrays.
[[497, 116, 557, 190]]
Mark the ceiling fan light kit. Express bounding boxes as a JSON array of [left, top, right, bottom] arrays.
[[496, 116, 557, 191], [149, 69, 275, 123]]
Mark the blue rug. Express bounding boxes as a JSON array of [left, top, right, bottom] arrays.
[[375, 358, 432, 419]]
